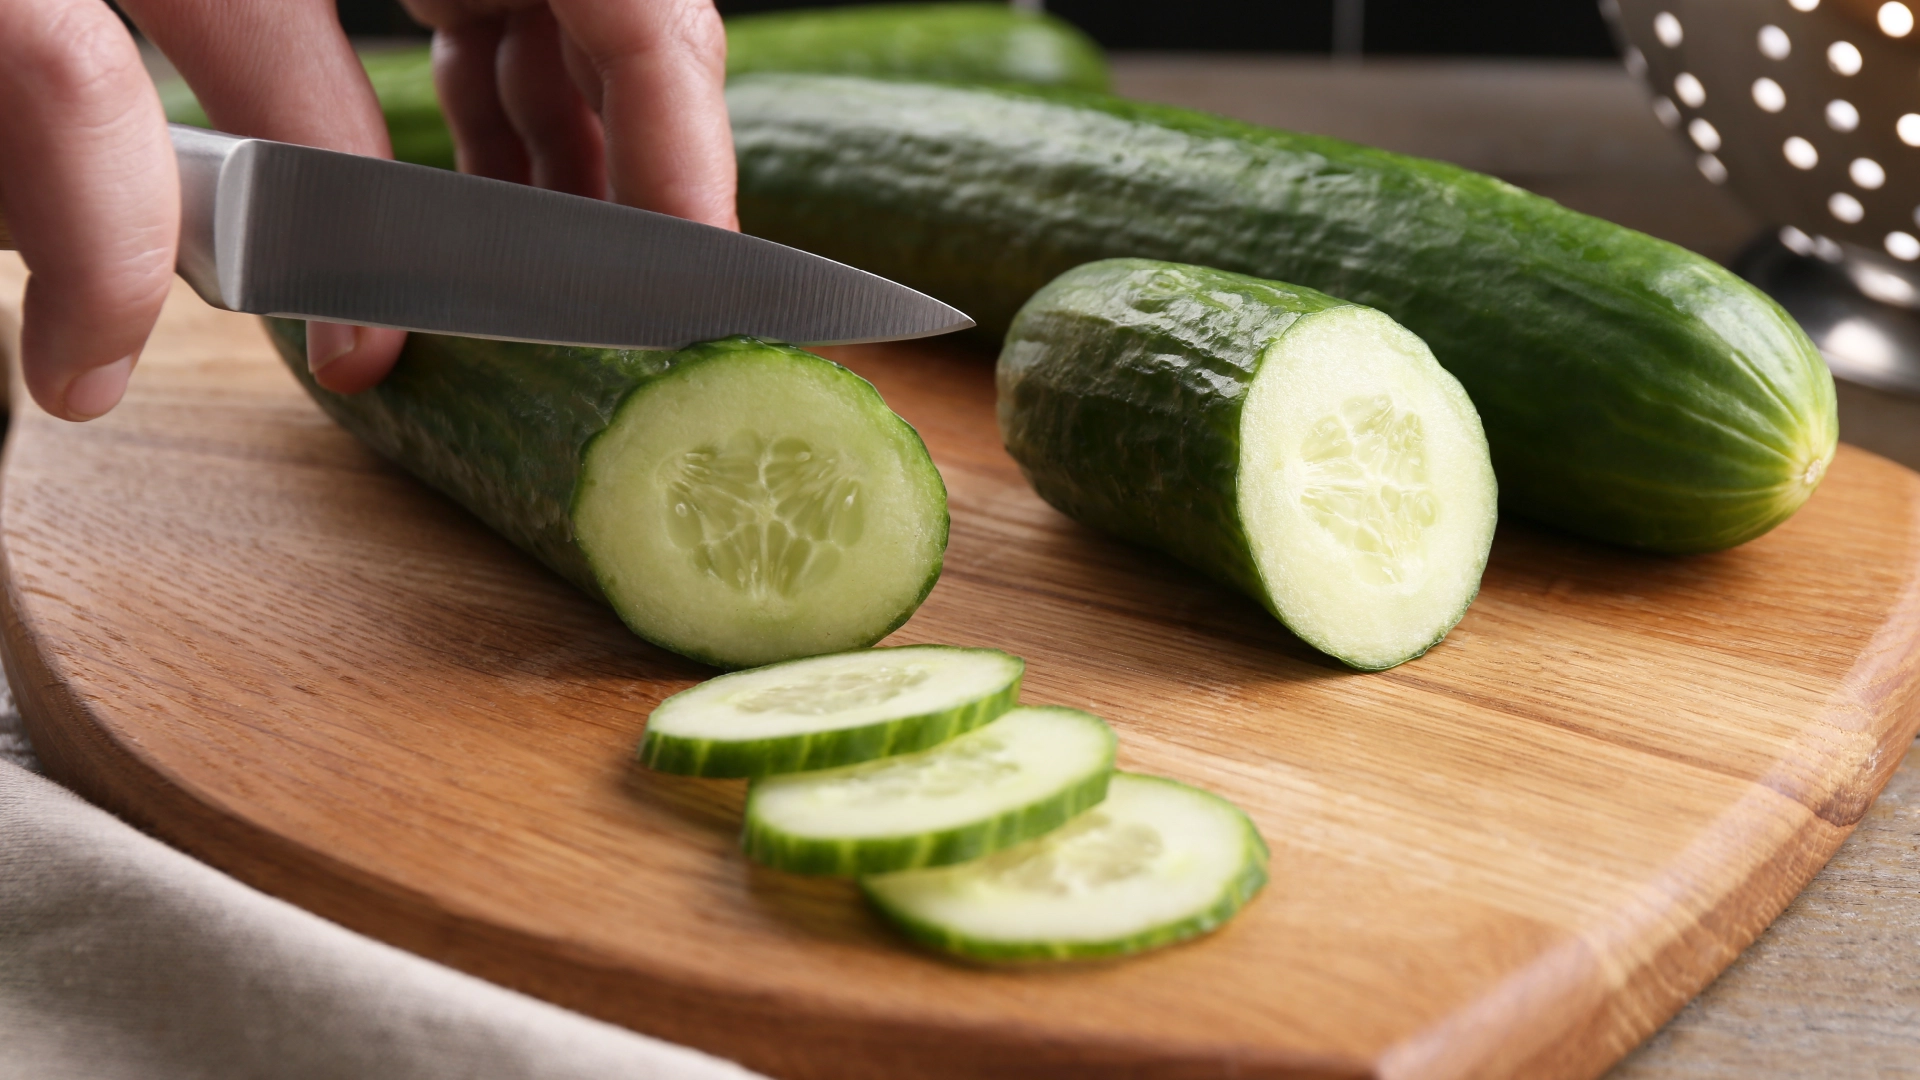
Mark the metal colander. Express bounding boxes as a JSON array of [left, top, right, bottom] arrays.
[[1611, 0, 1920, 394]]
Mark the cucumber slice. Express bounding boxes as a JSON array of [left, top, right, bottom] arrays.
[[862, 772, 1268, 962], [571, 339, 949, 669], [640, 646, 1023, 777], [1000, 259, 1497, 670], [742, 706, 1115, 875]]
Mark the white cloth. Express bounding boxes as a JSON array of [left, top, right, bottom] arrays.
[[0, 694, 765, 1080]]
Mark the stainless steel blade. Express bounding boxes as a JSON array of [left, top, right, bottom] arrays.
[[170, 125, 972, 348]]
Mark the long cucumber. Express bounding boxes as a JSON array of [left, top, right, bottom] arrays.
[[1000, 259, 1497, 670], [728, 74, 1838, 553], [264, 322, 947, 669]]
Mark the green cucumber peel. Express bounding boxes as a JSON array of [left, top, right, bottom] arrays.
[[862, 772, 1269, 963], [640, 645, 1023, 778], [742, 705, 1116, 876]]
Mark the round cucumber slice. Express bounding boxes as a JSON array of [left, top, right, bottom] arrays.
[[742, 705, 1115, 875], [573, 339, 948, 669], [1239, 304, 1497, 670], [640, 645, 1024, 777], [862, 772, 1268, 962]]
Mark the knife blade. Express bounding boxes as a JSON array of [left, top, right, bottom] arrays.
[[0, 125, 971, 349]]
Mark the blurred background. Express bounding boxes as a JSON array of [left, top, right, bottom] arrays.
[[321, 0, 1621, 56]]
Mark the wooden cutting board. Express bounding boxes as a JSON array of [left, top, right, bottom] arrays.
[[4, 266, 1919, 1080]]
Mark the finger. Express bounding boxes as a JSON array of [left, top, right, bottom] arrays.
[[405, 0, 736, 228], [497, 6, 605, 198], [121, 0, 407, 389], [550, 0, 734, 228], [431, 21, 530, 183], [304, 321, 407, 394], [0, 0, 176, 420]]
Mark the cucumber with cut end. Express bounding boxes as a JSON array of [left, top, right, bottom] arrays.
[[264, 323, 947, 670], [742, 706, 1116, 875], [1000, 259, 1496, 671], [862, 772, 1268, 962], [728, 74, 1838, 553], [641, 645, 1023, 777], [160, 5, 1105, 171]]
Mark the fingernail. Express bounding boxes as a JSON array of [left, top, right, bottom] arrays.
[[64, 356, 135, 420], [308, 321, 359, 374]]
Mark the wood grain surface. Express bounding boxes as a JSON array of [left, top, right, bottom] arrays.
[[1, 257, 1918, 1080]]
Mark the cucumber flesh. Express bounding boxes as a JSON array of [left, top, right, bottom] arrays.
[[573, 340, 948, 668], [1240, 305, 1496, 670], [862, 772, 1268, 962], [742, 706, 1115, 875], [641, 646, 1023, 777]]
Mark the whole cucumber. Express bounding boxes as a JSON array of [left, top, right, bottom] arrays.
[[730, 74, 1838, 553]]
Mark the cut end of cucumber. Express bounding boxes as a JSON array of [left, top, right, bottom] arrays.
[[743, 705, 1116, 875], [862, 772, 1268, 962], [1239, 307, 1497, 670], [574, 339, 947, 669], [641, 645, 1022, 777]]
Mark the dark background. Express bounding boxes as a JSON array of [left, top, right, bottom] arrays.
[[326, 0, 1618, 57]]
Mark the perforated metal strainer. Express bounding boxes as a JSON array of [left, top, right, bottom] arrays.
[[1610, 0, 1920, 394]]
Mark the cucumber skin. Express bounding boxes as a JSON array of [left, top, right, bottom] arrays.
[[263, 322, 946, 669], [729, 74, 1839, 553], [639, 649, 1023, 778], [726, 3, 1107, 91], [160, 4, 1105, 170], [861, 773, 1271, 963], [265, 317, 658, 596], [999, 259, 1350, 621], [740, 707, 1116, 876]]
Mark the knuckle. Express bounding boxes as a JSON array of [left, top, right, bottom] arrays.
[[11, 3, 143, 106]]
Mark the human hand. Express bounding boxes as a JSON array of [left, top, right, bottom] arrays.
[[0, 0, 732, 421]]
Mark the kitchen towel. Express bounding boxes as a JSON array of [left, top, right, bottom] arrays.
[[0, 695, 766, 1080]]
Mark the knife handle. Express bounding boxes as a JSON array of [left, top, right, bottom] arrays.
[[0, 127, 238, 300]]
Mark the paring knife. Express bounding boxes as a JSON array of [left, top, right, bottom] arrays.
[[0, 124, 972, 348]]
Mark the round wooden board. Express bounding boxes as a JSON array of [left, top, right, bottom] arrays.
[[4, 277, 1919, 1080]]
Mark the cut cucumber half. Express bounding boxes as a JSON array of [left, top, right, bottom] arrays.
[[1000, 259, 1497, 670], [742, 705, 1115, 875], [640, 645, 1024, 777], [862, 772, 1268, 962], [267, 327, 948, 671], [572, 338, 949, 668]]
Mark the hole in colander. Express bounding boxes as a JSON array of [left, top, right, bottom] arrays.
[[1829, 41, 1864, 76], [1690, 118, 1722, 152], [1674, 72, 1706, 107], [1753, 77, 1787, 112], [1759, 25, 1792, 59], [1881, 2, 1914, 36], [1654, 12, 1683, 47]]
